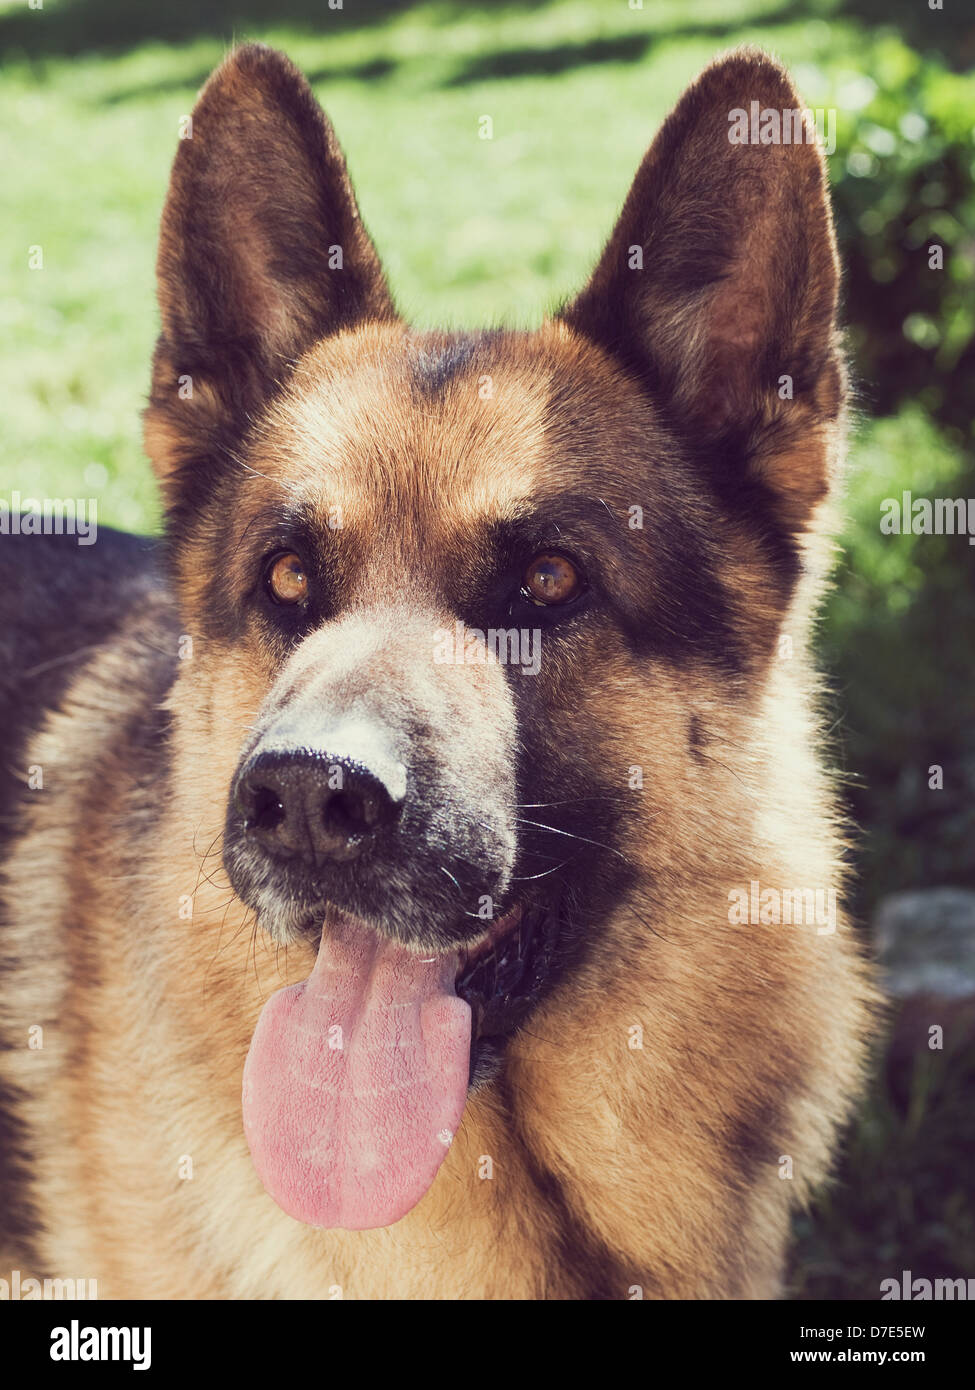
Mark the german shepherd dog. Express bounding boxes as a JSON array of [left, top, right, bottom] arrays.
[[0, 44, 874, 1299]]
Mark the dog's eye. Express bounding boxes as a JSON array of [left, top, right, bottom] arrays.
[[266, 552, 309, 605], [522, 552, 583, 606]]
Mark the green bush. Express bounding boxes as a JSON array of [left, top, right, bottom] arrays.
[[828, 37, 975, 441]]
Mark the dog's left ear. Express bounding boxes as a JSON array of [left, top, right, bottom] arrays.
[[145, 44, 396, 510], [561, 49, 842, 532]]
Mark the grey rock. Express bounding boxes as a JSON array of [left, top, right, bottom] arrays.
[[874, 888, 975, 999]]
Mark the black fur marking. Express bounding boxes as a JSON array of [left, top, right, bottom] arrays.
[[689, 713, 705, 761], [407, 330, 506, 397], [724, 1095, 786, 1192], [495, 1074, 636, 1300]]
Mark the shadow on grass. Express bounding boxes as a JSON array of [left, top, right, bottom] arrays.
[[100, 56, 398, 104], [1, 0, 546, 60], [92, 9, 817, 103], [10, 0, 973, 70], [100, 35, 656, 103], [439, 16, 806, 87]]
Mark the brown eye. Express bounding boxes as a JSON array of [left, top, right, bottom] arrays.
[[267, 552, 309, 605], [523, 552, 583, 606]]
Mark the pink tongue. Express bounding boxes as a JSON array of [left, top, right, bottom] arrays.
[[242, 921, 472, 1229]]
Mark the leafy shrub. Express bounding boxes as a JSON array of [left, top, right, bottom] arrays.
[[826, 37, 975, 440]]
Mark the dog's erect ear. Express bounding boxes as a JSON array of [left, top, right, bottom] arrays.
[[145, 44, 395, 507], [561, 49, 843, 532]]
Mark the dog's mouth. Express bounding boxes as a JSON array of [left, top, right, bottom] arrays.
[[240, 899, 562, 1233], [455, 902, 560, 1047]]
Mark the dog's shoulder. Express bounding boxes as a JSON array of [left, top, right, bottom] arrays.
[[0, 528, 174, 859]]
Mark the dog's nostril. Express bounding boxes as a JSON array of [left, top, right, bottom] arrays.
[[323, 789, 383, 836], [251, 786, 286, 832]]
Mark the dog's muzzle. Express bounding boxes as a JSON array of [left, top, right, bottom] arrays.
[[233, 745, 404, 867]]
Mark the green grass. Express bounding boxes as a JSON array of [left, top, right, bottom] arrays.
[[2, 0, 974, 1300]]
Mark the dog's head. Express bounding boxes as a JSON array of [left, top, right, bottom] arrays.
[[144, 44, 843, 1230]]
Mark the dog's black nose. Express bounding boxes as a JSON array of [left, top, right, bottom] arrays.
[[234, 749, 403, 864]]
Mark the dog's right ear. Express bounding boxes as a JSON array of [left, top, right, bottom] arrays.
[[144, 44, 396, 510]]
